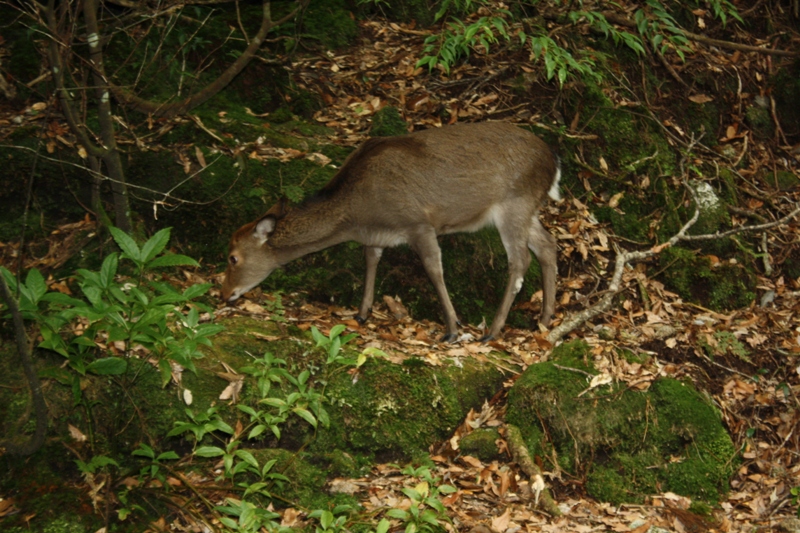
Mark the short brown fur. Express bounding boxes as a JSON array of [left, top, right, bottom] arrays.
[[222, 122, 561, 341]]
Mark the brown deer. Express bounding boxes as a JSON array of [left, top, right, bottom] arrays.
[[222, 121, 560, 341]]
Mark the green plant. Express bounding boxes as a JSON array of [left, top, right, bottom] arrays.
[[418, 14, 509, 74], [635, 0, 692, 61], [311, 324, 358, 365], [308, 505, 354, 533], [524, 34, 601, 86], [417, 0, 741, 84], [702, 0, 743, 26], [216, 497, 283, 532], [384, 465, 456, 533], [167, 406, 235, 447], [75, 454, 119, 476], [0, 227, 222, 388], [131, 443, 180, 484], [699, 331, 750, 362], [117, 444, 180, 520]]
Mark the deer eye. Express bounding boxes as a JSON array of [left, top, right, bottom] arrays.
[[229, 255, 238, 266]]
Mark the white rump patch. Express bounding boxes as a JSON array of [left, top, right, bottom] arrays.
[[548, 163, 562, 202]]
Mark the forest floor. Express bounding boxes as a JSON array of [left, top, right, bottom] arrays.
[[2, 7, 800, 533]]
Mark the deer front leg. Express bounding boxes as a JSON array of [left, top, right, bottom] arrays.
[[357, 246, 383, 324], [410, 230, 460, 342]]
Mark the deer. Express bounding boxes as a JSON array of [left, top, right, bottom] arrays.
[[222, 121, 560, 342]]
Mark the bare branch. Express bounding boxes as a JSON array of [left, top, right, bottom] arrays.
[[110, 0, 308, 118]]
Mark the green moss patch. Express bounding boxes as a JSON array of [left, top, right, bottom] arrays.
[[313, 354, 507, 461], [506, 340, 738, 505], [658, 246, 756, 311], [460, 428, 502, 462]]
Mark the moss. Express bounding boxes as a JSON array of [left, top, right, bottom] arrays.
[[370, 106, 409, 137], [270, 106, 295, 124], [460, 428, 501, 461], [300, 0, 359, 49], [773, 171, 799, 191], [685, 101, 721, 147], [506, 341, 737, 505], [247, 448, 340, 509], [357, 0, 440, 27], [658, 246, 756, 311], [771, 61, 800, 142], [578, 81, 676, 176], [312, 353, 506, 460], [745, 106, 773, 140], [593, 193, 656, 243]]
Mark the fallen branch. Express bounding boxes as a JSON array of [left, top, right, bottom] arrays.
[[505, 424, 561, 516], [546, 138, 800, 345]]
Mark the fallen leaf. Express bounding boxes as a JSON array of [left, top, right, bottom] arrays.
[[688, 94, 713, 104]]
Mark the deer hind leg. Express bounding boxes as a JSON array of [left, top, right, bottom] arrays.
[[528, 216, 557, 327], [409, 229, 460, 342], [485, 211, 533, 341], [357, 246, 383, 324]]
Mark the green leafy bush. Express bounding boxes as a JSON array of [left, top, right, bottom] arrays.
[[0, 227, 222, 390]]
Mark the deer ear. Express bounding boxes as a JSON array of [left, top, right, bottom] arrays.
[[265, 198, 289, 219], [254, 215, 276, 243]]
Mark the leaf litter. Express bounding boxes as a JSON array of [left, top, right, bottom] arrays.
[[2, 2, 800, 532]]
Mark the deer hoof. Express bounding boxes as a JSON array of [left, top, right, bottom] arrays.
[[478, 334, 494, 343], [355, 315, 367, 325], [440, 333, 458, 343]]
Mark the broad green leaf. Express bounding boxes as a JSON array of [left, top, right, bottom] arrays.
[[330, 323, 346, 338], [317, 406, 330, 428], [157, 451, 179, 461], [261, 398, 287, 408], [194, 446, 225, 457], [141, 227, 171, 264], [159, 359, 172, 388], [293, 407, 317, 428], [235, 450, 259, 468], [248, 424, 267, 439], [147, 254, 200, 269], [40, 292, 86, 307], [132, 444, 155, 459], [72, 335, 97, 348], [25, 269, 48, 304], [86, 357, 128, 375], [385, 509, 409, 520], [99, 253, 119, 288], [183, 283, 212, 299], [237, 405, 258, 417], [210, 418, 234, 434], [376, 518, 391, 533], [109, 226, 142, 262]]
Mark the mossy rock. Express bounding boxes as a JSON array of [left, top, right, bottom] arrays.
[[370, 106, 409, 137], [308, 2, 358, 48], [658, 246, 756, 311], [506, 340, 738, 505], [312, 353, 508, 461], [244, 448, 360, 510], [745, 106, 773, 140], [771, 62, 800, 144], [203, 316, 510, 460], [578, 81, 675, 176], [460, 428, 502, 462]]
